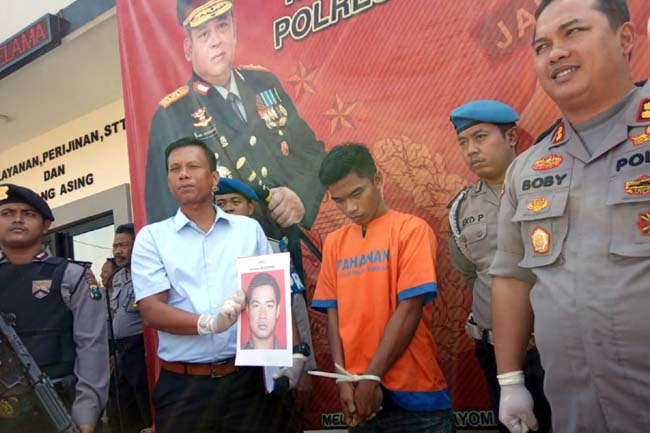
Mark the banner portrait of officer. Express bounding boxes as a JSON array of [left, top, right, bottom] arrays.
[[144, 0, 327, 245]]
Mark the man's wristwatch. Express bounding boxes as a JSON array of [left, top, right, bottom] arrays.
[[293, 342, 311, 357]]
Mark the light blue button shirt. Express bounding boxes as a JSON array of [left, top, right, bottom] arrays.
[[131, 206, 272, 363]]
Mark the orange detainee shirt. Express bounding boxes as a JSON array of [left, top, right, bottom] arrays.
[[313, 210, 450, 411]]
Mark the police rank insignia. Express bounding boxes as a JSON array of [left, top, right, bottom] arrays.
[[0, 185, 7, 200], [84, 270, 102, 300], [624, 175, 650, 195], [32, 280, 52, 299], [638, 212, 650, 236], [0, 397, 19, 419], [192, 107, 213, 128], [551, 122, 566, 144], [532, 154, 563, 171], [629, 126, 650, 146], [527, 198, 549, 213], [530, 226, 550, 254], [160, 85, 189, 108], [256, 88, 288, 130], [637, 98, 650, 122]]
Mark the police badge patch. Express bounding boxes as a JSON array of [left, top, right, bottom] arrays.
[[32, 279, 52, 299], [83, 270, 102, 300]]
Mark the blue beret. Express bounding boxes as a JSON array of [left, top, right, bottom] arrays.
[[0, 184, 54, 221], [216, 178, 259, 201], [450, 100, 520, 134]]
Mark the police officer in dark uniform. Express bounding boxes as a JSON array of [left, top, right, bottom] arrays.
[[447, 101, 551, 433], [0, 184, 109, 433], [145, 0, 326, 248]]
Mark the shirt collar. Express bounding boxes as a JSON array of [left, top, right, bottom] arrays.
[[173, 205, 234, 232], [213, 71, 240, 100]]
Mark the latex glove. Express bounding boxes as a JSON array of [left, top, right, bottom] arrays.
[[268, 187, 305, 227], [498, 371, 538, 433], [273, 353, 306, 390], [79, 424, 93, 433], [197, 290, 245, 334]]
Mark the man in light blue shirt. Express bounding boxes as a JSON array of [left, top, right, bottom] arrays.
[[132, 137, 301, 433]]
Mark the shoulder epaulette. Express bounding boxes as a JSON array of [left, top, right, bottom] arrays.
[[635, 79, 648, 87], [67, 258, 92, 268], [534, 118, 562, 145], [448, 186, 471, 238], [447, 185, 471, 210], [159, 85, 189, 108], [238, 64, 270, 73]]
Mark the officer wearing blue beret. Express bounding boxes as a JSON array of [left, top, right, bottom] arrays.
[[215, 177, 317, 391], [447, 101, 551, 433], [0, 184, 109, 433]]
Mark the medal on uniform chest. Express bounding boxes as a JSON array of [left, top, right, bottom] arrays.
[[256, 88, 288, 130]]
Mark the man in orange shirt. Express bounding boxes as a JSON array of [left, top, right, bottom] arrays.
[[312, 144, 452, 432]]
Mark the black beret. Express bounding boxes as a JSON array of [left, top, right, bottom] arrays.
[[0, 184, 55, 221]]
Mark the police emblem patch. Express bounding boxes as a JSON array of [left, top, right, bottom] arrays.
[[32, 279, 52, 299], [624, 174, 650, 195], [629, 126, 650, 146], [551, 122, 566, 144], [83, 270, 102, 300], [192, 107, 213, 128], [0, 397, 19, 419], [530, 226, 550, 254], [532, 154, 563, 171], [527, 198, 549, 213], [636, 98, 650, 122], [638, 212, 650, 236], [0, 185, 8, 201]]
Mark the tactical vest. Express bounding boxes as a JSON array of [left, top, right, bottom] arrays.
[[0, 258, 76, 380]]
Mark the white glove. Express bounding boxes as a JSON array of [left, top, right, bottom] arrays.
[[498, 371, 538, 433], [197, 290, 245, 335], [273, 353, 307, 389]]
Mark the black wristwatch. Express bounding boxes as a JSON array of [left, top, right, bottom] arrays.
[[293, 342, 311, 357]]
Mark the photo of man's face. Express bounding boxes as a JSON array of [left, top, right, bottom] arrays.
[[244, 273, 282, 350]]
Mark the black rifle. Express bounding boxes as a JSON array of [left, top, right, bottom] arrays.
[[0, 313, 80, 433]]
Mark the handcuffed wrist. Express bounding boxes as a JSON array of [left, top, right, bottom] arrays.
[[497, 370, 525, 386]]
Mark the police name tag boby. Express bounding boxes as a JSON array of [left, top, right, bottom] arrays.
[[235, 252, 292, 369]]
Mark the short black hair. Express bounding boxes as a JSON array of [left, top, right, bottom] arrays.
[[164, 137, 217, 171], [246, 272, 281, 305], [319, 143, 377, 188], [535, 0, 630, 31], [115, 223, 135, 239]]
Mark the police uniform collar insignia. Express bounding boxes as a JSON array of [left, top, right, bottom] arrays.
[[636, 98, 650, 123], [532, 154, 563, 171], [629, 126, 650, 146], [32, 280, 52, 299], [551, 121, 567, 145], [0, 185, 8, 200], [530, 226, 550, 254], [638, 211, 650, 236], [34, 250, 48, 261], [193, 80, 211, 96], [474, 179, 483, 194], [160, 85, 189, 108], [192, 107, 213, 128], [527, 198, 549, 213], [624, 174, 650, 195]]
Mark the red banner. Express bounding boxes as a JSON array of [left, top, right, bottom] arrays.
[[115, 0, 650, 429]]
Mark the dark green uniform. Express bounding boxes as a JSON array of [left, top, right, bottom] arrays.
[[145, 67, 326, 240]]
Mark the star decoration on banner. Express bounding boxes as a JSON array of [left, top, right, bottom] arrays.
[[287, 61, 319, 102], [323, 94, 357, 135]]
